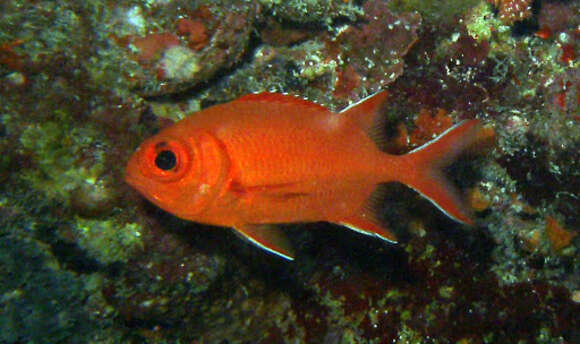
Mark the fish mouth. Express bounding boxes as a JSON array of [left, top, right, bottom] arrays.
[[124, 174, 163, 206], [124, 171, 152, 200], [124, 171, 141, 190]]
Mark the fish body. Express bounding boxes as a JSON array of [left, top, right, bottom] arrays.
[[125, 91, 482, 260]]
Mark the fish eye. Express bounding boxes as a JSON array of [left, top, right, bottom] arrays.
[[155, 150, 177, 170], [141, 139, 191, 181]]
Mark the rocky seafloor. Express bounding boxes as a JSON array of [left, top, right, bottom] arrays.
[[0, 0, 578, 343]]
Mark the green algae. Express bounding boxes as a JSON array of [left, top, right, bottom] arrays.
[[0, 0, 579, 342], [297, 41, 338, 81], [464, 2, 509, 43], [0, 236, 91, 343], [75, 218, 144, 264], [258, 0, 362, 25], [395, 324, 424, 344], [19, 116, 106, 204], [389, 0, 481, 25]]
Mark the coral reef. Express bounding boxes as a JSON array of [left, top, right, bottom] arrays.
[[118, 0, 259, 96], [0, 0, 578, 343], [257, 0, 362, 25], [330, 0, 421, 103], [0, 237, 95, 343], [490, 0, 534, 25]]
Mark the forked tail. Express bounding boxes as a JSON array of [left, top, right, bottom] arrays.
[[340, 91, 488, 226], [396, 120, 485, 225]]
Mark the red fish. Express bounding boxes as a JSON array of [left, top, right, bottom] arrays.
[[125, 91, 483, 260]]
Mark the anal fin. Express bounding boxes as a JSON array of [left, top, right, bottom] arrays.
[[233, 224, 295, 260], [338, 184, 398, 243], [339, 211, 398, 243]]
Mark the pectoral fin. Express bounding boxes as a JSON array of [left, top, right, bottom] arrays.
[[230, 181, 309, 201], [233, 224, 295, 260]]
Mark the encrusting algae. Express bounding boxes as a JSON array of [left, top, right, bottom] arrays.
[[0, 0, 578, 342]]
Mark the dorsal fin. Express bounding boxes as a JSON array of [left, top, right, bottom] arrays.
[[340, 91, 390, 149], [236, 92, 329, 112]]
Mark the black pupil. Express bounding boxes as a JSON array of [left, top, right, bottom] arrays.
[[155, 150, 177, 171]]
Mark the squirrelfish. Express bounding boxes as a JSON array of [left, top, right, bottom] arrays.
[[125, 91, 483, 260]]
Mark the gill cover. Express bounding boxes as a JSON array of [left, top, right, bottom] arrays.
[[128, 130, 230, 219]]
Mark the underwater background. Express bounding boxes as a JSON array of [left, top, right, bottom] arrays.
[[0, 0, 578, 343]]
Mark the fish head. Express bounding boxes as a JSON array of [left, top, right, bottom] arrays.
[[125, 126, 230, 221]]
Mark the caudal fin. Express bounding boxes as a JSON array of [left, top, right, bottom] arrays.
[[397, 120, 488, 225]]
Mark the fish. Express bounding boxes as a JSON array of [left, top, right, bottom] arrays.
[[125, 91, 485, 260]]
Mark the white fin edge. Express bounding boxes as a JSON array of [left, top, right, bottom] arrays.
[[234, 229, 295, 261], [404, 186, 472, 226], [339, 222, 398, 244], [339, 91, 385, 113], [407, 120, 467, 154]]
